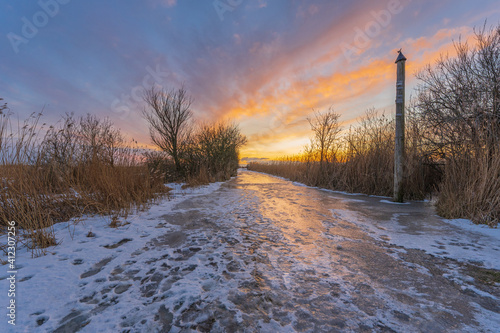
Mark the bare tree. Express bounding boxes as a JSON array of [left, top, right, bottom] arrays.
[[308, 106, 342, 166], [414, 22, 500, 158], [78, 114, 123, 166], [142, 86, 193, 172]]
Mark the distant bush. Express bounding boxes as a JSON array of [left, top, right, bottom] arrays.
[[184, 122, 247, 183]]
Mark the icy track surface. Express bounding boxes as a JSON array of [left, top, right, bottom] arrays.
[[1, 170, 500, 332]]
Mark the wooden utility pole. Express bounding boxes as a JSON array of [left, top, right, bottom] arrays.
[[394, 49, 406, 202]]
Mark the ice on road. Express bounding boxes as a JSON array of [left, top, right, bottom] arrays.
[[2, 170, 500, 332]]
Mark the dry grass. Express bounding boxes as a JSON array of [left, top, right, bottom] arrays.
[[249, 110, 434, 200], [185, 166, 211, 187], [183, 121, 246, 183], [468, 266, 500, 285], [0, 111, 169, 256], [436, 147, 500, 226]]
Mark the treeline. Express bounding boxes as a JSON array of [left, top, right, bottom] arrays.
[[249, 23, 500, 226], [249, 110, 433, 199], [0, 88, 245, 255], [142, 86, 246, 184]]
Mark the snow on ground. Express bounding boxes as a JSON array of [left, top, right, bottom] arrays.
[[0, 181, 225, 332], [329, 202, 500, 271], [0, 170, 499, 332]]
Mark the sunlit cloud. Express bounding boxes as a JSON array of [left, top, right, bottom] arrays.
[[232, 25, 476, 158]]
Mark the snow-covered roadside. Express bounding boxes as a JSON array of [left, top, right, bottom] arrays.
[[0, 180, 225, 332], [331, 207, 500, 270]]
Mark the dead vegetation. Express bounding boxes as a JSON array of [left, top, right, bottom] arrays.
[[249, 109, 434, 200], [142, 87, 246, 183], [0, 111, 169, 256], [250, 23, 500, 226], [0, 86, 246, 255]]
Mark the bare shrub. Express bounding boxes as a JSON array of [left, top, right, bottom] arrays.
[[251, 24, 499, 226], [39, 113, 79, 190], [185, 121, 247, 182], [414, 22, 500, 224], [142, 86, 247, 183], [143, 149, 172, 182]]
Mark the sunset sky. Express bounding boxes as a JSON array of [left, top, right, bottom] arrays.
[[1, 0, 499, 160]]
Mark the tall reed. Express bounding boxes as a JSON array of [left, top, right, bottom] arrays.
[[249, 110, 433, 200], [0, 111, 169, 256]]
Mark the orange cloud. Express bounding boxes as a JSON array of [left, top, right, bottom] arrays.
[[235, 25, 476, 159]]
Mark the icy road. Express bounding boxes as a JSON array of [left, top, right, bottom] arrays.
[[2, 170, 500, 332]]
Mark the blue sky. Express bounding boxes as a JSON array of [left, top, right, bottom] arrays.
[[1, 0, 499, 158]]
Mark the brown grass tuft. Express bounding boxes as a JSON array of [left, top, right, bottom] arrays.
[[0, 111, 169, 256]]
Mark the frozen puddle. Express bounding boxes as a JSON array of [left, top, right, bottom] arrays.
[[1, 170, 499, 332]]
